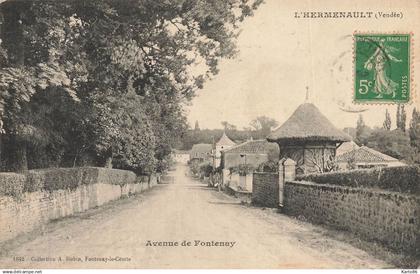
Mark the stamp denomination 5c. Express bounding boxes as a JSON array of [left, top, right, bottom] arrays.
[[354, 33, 411, 104]]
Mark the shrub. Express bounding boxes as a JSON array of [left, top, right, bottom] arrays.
[[229, 163, 254, 176], [0, 173, 26, 198], [43, 167, 137, 190], [296, 165, 420, 194], [199, 163, 213, 178], [42, 168, 87, 191], [96, 168, 136, 186], [2, 167, 138, 195], [257, 161, 278, 172], [136, 175, 150, 184], [189, 159, 201, 175], [24, 170, 46, 192]]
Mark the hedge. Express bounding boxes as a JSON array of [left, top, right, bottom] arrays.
[[5, 167, 137, 195], [296, 166, 420, 194], [38, 168, 136, 191], [96, 168, 137, 186], [0, 173, 26, 198], [0, 167, 138, 196]]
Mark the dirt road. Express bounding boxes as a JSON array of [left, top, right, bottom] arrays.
[[0, 164, 389, 268]]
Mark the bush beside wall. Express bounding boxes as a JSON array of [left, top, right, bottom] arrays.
[[296, 166, 420, 194], [0, 173, 26, 198], [22, 168, 137, 193], [0, 167, 156, 244], [96, 168, 137, 186]]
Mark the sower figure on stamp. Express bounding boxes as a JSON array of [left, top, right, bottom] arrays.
[[364, 38, 402, 98]]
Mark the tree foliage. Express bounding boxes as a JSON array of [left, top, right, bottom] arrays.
[[250, 115, 279, 138], [365, 128, 412, 160], [383, 109, 391, 130], [409, 108, 420, 151], [396, 104, 407, 132], [0, 0, 262, 172]]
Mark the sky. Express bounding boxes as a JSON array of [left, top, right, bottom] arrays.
[[186, 0, 420, 130]]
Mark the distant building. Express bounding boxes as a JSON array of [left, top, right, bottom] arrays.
[[190, 144, 213, 162], [214, 132, 236, 167], [221, 139, 279, 192], [336, 141, 359, 156], [267, 102, 351, 174], [336, 146, 406, 170], [221, 139, 279, 169], [172, 149, 190, 164]]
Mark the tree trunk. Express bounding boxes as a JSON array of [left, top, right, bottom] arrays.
[[104, 149, 113, 168], [9, 134, 28, 172], [105, 157, 113, 168]]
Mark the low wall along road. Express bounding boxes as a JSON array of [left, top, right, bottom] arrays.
[[251, 161, 420, 256], [0, 167, 158, 244]]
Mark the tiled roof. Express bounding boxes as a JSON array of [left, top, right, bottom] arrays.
[[223, 139, 279, 155], [216, 132, 236, 146], [336, 141, 359, 156], [173, 149, 190, 154], [267, 103, 351, 143], [336, 146, 399, 163]]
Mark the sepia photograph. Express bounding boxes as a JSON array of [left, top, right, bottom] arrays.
[[0, 0, 419, 272]]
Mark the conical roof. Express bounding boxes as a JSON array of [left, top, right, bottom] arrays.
[[267, 103, 351, 143], [216, 132, 236, 146]]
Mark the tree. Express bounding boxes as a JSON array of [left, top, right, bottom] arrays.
[[365, 128, 412, 160], [409, 108, 420, 149], [383, 109, 391, 130], [250, 116, 279, 138], [355, 114, 371, 145], [88, 91, 156, 173], [221, 121, 237, 131], [396, 104, 407, 131], [400, 105, 407, 132], [0, 0, 263, 173], [194, 120, 200, 131], [0, 1, 78, 171]]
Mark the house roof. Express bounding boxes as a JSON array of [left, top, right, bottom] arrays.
[[336, 146, 400, 163], [267, 103, 351, 143], [173, 149, 190, 154], [216, 132, 236, 146], [223, 139, 279, 155], [336, 141, 359, 156], [190, 144, 213, 154]]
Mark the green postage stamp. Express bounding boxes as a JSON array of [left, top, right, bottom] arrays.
[[354, 33, 411, 103]]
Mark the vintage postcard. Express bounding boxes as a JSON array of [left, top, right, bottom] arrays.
[[0, 0, 419, 272]]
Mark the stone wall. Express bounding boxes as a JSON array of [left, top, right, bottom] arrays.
[[251, 172, 279, 207], [284, 180, 420, 255], [0, 172, 156, 244]]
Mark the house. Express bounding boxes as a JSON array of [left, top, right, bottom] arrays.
[[221, 139, 279, 192], [267, 102, 351, 174], [221, 139, 279, 169], [214, 132, 236, 167], [336, 146, 406, 170], [336, 141, 359, 156], [189, 144, 213, 162], [172, 149, 190, 164]]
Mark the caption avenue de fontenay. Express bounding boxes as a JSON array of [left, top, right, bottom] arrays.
[[145, 240, 237, 248]]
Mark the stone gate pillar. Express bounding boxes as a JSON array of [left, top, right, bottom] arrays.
[[278, 158, 296, 207]]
